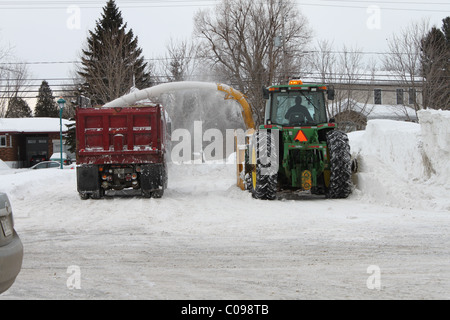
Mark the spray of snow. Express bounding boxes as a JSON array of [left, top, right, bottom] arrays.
[[103, 81, 246, 139]]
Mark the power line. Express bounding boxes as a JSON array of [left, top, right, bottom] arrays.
[[297, 2, 448, 12], [0, 49, 430, 67], [0, 72, 434, 90], [319, 0, 449, 5], [0, 0, 447, 12], [0, 0, 219, 9]]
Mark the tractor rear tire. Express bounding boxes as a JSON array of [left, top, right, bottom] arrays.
[[326, 130, 352, 199], [245, 172, 253, 193], [250, 131, 278, 200]]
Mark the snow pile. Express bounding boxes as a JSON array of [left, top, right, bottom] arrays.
[[417, 109, 450, 186], [349, 111, 450, 211], [0, 159, 10, 170]]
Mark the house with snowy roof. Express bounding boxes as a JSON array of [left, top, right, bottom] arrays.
[[304, 70, 422, 131], [331, 99, 418, 132], [305, 70, 423, 108], [0, 117, 73, 168]]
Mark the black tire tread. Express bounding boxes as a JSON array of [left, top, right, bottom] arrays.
[[326, 130, 352, 199]]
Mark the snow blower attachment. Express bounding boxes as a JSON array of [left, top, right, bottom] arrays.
[[238, 80, 354, 200]]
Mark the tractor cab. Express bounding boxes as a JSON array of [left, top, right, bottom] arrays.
[[263, 80, 334, 128]]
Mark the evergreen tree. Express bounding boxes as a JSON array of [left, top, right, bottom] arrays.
[[442, 17, 450, 45], [421, 17, 450, 110], [34, 81, 59, 117], [442, 17, 450, 90], [64, 119, 77, 155], [78, 0, 151, 106], [5, 96, 32, 118]]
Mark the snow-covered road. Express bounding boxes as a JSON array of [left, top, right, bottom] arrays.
[[1, 111, 449, 300], [0, 161, 448, 300]]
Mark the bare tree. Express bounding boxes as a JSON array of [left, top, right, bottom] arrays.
[[308, 41, 375, 131], [383, 19, 429, 112], [333, 45, 376, 131], [159, 37, 198, 82], [194, 0, 311, 125], [0, 54, 31, 117], [309, 39, 336, 84]]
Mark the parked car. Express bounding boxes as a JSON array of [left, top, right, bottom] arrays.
[[30, 155, 47, 167], [30, 161, 75, 170], [49, 152, 72, 165], [30, 161, 63, 170], [0, 192, 23, 294]]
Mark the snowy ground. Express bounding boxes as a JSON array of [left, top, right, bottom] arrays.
[[0, 110, 449, 300]]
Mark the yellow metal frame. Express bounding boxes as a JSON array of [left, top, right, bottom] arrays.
[[216, 84, 256, 190], [217, 84, 255, 130]]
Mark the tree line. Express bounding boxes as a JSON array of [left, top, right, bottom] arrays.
[[0, 0, 448, 126]]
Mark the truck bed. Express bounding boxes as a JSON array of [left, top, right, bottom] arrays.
[[76, 106, 165, 165]]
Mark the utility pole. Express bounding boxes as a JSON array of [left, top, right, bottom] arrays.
[[57, 97, 66, 169], [280, 0, 288, 83]]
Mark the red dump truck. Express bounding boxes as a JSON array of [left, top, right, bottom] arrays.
[[76, 104, 168, 199]]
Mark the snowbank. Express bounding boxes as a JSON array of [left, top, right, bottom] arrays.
[[352, 120, 425, 180], [0, 159, 10, 170], [417, 109, 450, 186], [349, 111, 450, 211]]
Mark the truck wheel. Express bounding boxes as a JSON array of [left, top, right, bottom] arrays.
[[140, 164, 166, 199], [79, 192, 90, 200], [152, 189, 164, 198], [90, 189, 105, 200], [326, 130, 352, 199], [250, 131, 278, 200], [141, 189, 164, 199], [141, 190, 152, 198]]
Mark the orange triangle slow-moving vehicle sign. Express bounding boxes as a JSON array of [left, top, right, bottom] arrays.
[[294, 130, 308, 142]]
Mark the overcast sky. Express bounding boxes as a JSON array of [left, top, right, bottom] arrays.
[[0, 0, 448, 105]]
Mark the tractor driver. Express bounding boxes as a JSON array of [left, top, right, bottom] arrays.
[[285, 96, 314, 124]]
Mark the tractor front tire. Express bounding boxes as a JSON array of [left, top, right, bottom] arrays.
[[250, 131, 278, 200], [326, 130, 352, 199]]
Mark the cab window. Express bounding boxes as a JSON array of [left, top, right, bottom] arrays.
[[270, 91, 327, 125]]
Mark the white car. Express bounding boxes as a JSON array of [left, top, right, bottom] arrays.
[[30, 161, 75, 170], [0, 192, 23, 294], [50, 152, 73, 165]]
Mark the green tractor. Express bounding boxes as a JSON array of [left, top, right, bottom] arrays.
[[245, 79, 353, 200]]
